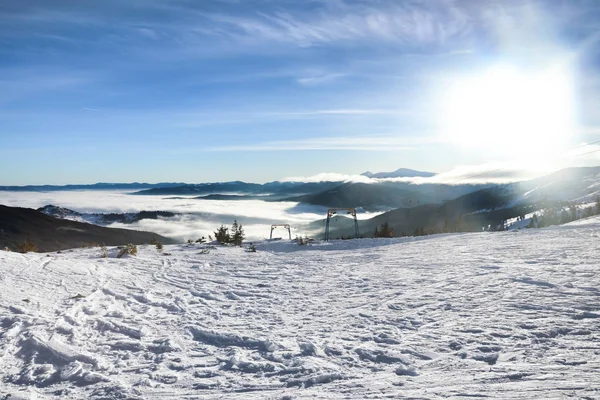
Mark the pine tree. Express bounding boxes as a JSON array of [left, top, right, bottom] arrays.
[[379, 222, 393, 238], [231, 220, 245, 246], [530, 214, 538, 228]]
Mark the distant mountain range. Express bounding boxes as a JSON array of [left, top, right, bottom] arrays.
[[128, 168, 469, 210], [6, 167, 600, 239], [0, 182, 186, 192], [132, 181, 344, 198], [361, 168, 435, 179], [133, 180, 489, 211]]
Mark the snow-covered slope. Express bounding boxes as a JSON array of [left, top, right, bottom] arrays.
[[1, 223, 599, 399], [521, 166, 600, 204]]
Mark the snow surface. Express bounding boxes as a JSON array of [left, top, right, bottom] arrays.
[[1, 221, 600, 399]]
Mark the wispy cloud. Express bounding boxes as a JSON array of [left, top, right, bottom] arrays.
[[264, 109, 404, 117], [200, 1, 472, 47], [296, 72, 346, 86], [170, 108, 408, 129], [208, 135, 439, 152], [0, 69, 94, 105]]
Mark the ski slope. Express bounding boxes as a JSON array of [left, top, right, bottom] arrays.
[[1, 220, 600, 399]]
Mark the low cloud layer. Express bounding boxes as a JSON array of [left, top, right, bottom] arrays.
[[284, 162, 562, 185], [0, 191, 378, 242]]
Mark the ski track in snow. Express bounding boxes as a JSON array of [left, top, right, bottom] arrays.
[[1, 220, 600, 399]]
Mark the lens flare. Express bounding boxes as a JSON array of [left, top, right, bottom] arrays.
[[439, 65, 577, 158]]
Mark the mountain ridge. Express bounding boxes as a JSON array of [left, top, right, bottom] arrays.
[[361, 168, 436, 179]]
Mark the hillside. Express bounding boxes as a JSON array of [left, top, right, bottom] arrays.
[[520, 166, 600, 203], [38, 205, 177, 226], [307, 185, 529, 239], [314, 167, 600, 238], [290, 182, 488, 211], [2, 222, 599, 398], [0, 205, 178, 252]]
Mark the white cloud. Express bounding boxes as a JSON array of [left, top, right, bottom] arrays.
[[282, 172, 373, 183], [282, 162, 558, 185], [399, 163, 549, 185]]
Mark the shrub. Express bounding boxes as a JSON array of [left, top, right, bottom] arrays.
[[246, 243, 257, 252], [295, 235, 313, 246], [195, 237, 206, 244], [17, 240, 38, 253], [117, 244, 137, 258], [150, 238, 163, 251], [187, 239, 194, 244], [3, 246, 11, 252], [99, 245, 108, 258]]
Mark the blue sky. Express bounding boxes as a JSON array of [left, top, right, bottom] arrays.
[[2, 0, 600, 184]]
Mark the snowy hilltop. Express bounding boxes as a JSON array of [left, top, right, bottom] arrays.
[[1, 220, 600, 399]]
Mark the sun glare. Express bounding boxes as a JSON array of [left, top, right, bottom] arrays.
[[440, 65, 576, 157]]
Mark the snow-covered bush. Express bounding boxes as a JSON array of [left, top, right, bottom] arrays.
[[117, 244, 137, 258]]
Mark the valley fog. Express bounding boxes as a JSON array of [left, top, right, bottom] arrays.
[[0, 191, 382, 242]]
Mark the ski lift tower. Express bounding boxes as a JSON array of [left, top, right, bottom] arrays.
[[324, 208, 359, 241], [270, 224, 292, 240]]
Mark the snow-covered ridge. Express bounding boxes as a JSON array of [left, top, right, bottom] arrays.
[[38, 204, 177, 226], [2, 221, 600, 398]]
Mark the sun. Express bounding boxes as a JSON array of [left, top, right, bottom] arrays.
[[439, 65, 576, 157]]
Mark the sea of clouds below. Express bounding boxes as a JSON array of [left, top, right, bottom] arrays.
[[0, 191, 382, 242]]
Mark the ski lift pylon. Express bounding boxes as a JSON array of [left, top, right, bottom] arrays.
[[269, 224, 292, 240]]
